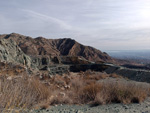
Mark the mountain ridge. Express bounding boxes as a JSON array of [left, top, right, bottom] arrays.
[[0, 33, 112, 62]]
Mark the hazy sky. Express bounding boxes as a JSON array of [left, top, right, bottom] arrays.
[[0, 0, 150, 51]]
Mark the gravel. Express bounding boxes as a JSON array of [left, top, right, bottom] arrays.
[[29, 98, 150, 113]]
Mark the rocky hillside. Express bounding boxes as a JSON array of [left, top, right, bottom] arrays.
[[0, 38, 70, 76], [0, 38, 31, 67], [0, 33, 112, 62]]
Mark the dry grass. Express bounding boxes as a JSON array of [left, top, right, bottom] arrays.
[[0, 71, 150, 111], [109, 73, 122, 78], [79, 83, 102, 103], [78, 82, 148, 105], [0, 75, 50, 112], [92, 82, 148, 105], [47, 72, 150, 105]]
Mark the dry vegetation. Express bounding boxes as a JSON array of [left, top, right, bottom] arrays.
[[0, 71, 150, 112], [0, 76, 50, 112]]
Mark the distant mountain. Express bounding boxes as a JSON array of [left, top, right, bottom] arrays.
[[0, 33, 112, 62]]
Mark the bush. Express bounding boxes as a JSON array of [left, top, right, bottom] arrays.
[[93, 82, 148, 105], [0, 71, 149, 111], [0, 76, 50, 112]]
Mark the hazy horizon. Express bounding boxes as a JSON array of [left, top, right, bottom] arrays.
[[105, 49, 150, 52], [0, 0, 150, 50]]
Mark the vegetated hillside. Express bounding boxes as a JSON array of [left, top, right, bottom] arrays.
[[0, 33, 112, 62]]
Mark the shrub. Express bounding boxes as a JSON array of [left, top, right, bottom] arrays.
[[93, 82, 148, 105], [79, 83, 102, 103], [0, 76, 50, 112], [0, 72, 149, 111]]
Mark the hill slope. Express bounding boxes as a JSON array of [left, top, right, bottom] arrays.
[[0, 33, 112, 62]]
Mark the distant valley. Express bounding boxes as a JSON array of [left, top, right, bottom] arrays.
[[107, 50, 150, 64]]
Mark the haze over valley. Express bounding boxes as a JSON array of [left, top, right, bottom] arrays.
[[107, 50, 150, 64]]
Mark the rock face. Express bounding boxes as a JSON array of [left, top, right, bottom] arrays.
[[0, 38, 69, 76], [105, 65, 150, 83], [0, 33, 112, 62], [0, 38, 31, 67]]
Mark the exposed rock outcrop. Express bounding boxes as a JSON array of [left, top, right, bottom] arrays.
[[105, 65, 150, 83], [0, 38, 69, 76], [0, 38, 31, 67]]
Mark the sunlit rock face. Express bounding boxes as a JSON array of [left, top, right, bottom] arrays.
[[0, 38, 31, 67]]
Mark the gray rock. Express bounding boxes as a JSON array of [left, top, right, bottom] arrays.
[[0, 39, 32, 67], [105, 65, 150, 83], [0, 38, 70, 75]]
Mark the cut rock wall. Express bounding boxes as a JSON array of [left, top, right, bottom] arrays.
[[105, 66, 150, 83]]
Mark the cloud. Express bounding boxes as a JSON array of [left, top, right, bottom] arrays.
[[22, 9, 72, 30], [0, 0, 150, 50]]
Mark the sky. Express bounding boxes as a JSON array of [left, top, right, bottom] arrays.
[[0, 0, 150, 51]]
